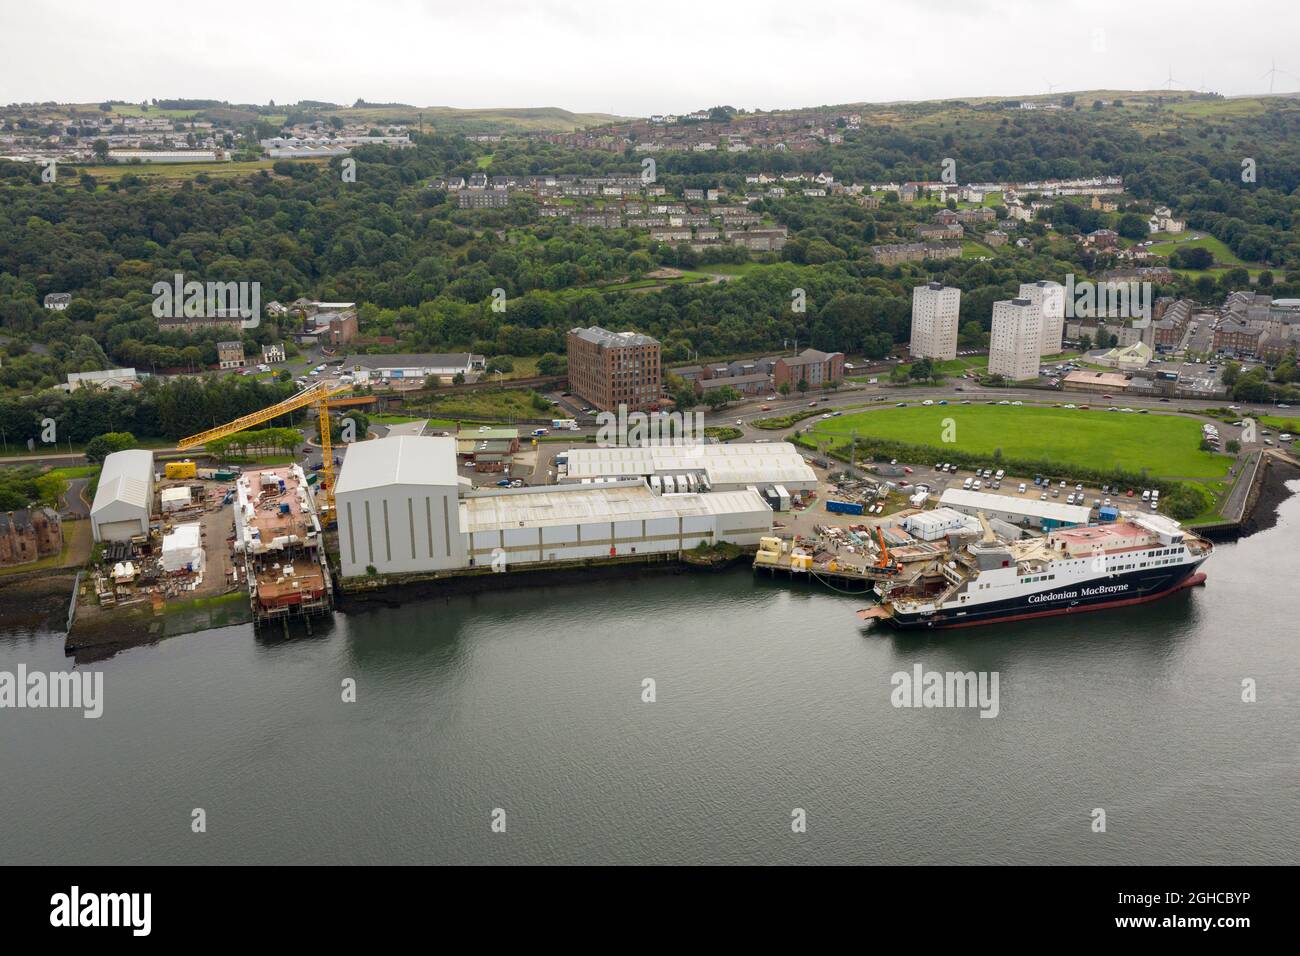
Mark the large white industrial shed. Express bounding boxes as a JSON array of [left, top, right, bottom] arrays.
[[938, 488, 1091, 529], [461, 480, 771, 566], [560, 441, 817, 492], [333, 436, 774, 577], [334, 436, 468, 578], [90, 449, 154, 542]]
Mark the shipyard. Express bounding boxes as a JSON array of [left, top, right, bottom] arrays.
[[50, 371, 1282, 651]]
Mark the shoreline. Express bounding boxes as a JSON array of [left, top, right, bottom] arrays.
[[0, 459, 1294, 658]]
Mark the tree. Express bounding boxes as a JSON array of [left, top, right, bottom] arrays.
[[33, 473, 67, 507], [92, 139, 110, 162], [702, 386, 740, 410], [536, 352, 565, 376], [908, 357, 935, 381], [84, 431, 136, 463], [1221, 361, 1242, 387], [1117, 213, 1148, 240]]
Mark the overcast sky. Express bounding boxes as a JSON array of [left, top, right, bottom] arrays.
[[4, 0, 1298, 114]]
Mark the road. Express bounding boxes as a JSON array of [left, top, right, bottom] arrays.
[[2, 375, 1292, 480]]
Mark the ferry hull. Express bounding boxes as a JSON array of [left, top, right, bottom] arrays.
[[874, 564, 1207, 630]]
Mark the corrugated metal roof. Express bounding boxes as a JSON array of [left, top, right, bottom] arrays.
[[334, 436, 460, 493], [91, 449, 153, 514], [562, 441, 816, 486], [939, 487, 1091, 523], [462, 483, 768, 532]]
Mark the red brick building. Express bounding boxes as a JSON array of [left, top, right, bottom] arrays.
[[566, 326, 662, 412], [772, 348, 845, 390]]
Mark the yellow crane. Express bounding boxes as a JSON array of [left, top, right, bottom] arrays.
[[176, 381, 354, 510]]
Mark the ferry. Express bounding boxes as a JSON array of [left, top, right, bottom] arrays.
[[857, 511, 1212, 630]]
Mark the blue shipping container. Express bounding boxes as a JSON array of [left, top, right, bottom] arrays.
[[1098, 506, 1119, 522], [825, 500, 864, 516]]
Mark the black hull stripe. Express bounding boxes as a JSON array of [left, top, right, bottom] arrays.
[[882, 564, 1207, 630]]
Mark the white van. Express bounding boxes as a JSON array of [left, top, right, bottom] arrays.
[[962, 477, 973, 490]]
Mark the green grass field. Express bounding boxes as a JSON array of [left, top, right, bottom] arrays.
[[806, 405, 1232, 479], [700, 262, 770, 277], [65, 159, 294, 182], [1147, 233, 1248, 266]]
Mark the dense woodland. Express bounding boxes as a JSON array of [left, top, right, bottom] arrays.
[[1, 95, 1298, 428]]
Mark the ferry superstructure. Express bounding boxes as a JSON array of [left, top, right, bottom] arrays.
[[858, 512, 1212, 630]]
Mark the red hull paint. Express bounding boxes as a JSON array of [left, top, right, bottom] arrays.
[[898, 572, 1207, 630]]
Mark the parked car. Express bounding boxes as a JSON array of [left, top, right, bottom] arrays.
[[1018, 483, 1027, 493]]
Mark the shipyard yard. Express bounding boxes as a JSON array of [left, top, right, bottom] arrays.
[[58, 396, 1286, 653]]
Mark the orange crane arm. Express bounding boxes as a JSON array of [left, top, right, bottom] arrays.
[[875, 527, 892, 568], [176, 382, 350, 449]]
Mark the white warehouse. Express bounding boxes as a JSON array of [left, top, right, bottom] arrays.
[[560, 441, 817, 493], [334, 436, 469, 577], [334, 437, 773, 578], [938, 487, 1090, 530], [462, 481, 771, 567], [90, 449, 154, 542]]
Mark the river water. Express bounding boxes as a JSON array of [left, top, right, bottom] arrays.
[[2, 486, 1297, 865]]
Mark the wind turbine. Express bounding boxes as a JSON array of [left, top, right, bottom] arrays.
[[1163, 65, 1177, 91], [1262, 59, 1281, 94], [1045, 79, 1059, 95], [1259, 59, 1297, 94]]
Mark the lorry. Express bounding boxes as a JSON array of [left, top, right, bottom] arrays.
[[552, 419, 577, 430]]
